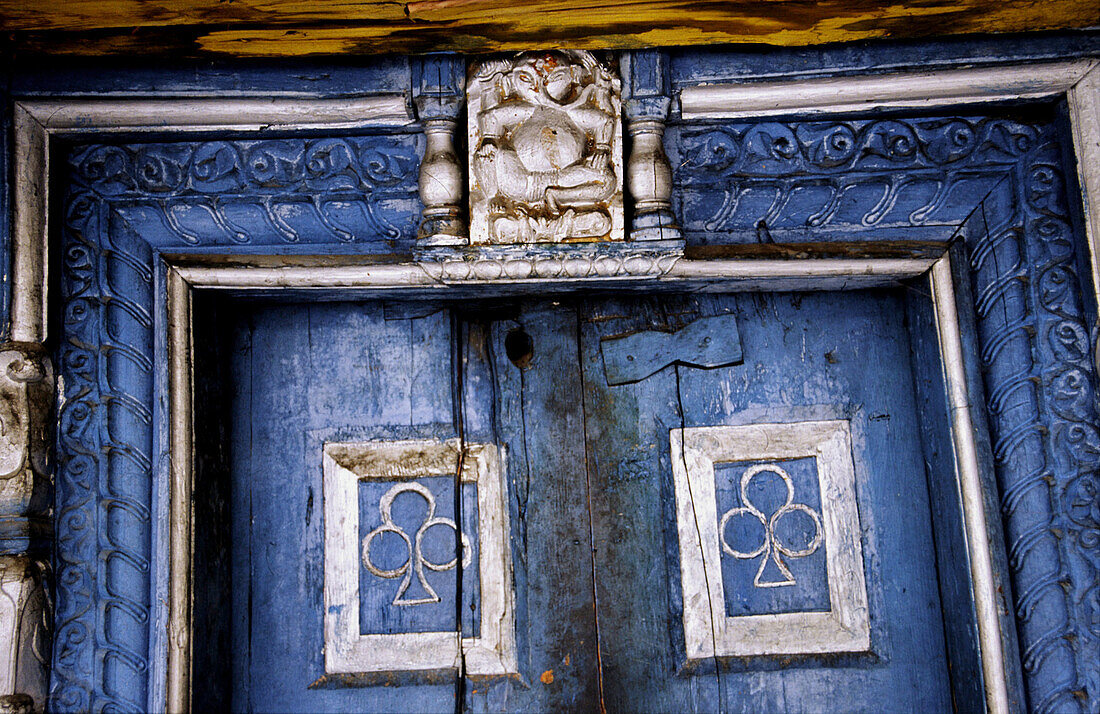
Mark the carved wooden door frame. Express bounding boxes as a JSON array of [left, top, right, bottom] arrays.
[[3, 56, 1099, 713]]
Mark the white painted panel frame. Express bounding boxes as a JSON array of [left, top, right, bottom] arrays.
[[670, 420, 870, 660], [679, 60, 1097, 120], [321, 439, 517, 678]]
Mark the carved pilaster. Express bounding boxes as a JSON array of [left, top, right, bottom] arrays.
[[0, 559, 49, 714], [413, 54, 467, 247], [0, 346, 52, 555], [0, 346, 53, 714], [622, 49, 683, 244]]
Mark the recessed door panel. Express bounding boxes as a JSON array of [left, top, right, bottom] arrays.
[[193, 291, 962, 712], [575, 291, 952, 712]]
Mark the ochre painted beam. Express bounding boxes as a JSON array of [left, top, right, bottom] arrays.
[[1, 0, 1098, 57]]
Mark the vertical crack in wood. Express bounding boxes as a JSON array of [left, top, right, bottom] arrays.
[[450, 311, 468, 714], [575, 304, 607, 714], [674, 364, 725, 711], [481, 325, 513, 681], [511, 318, 532, 688], [516, 335, 531, 562], [246, 321, 255, 714]]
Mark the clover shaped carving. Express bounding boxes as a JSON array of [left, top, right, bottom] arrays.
[[719, 463, 823, 588], [361, 481, 472, 607]]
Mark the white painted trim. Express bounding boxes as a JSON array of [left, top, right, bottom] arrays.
[[12, 105, 49, 345], [9, 95, 413, 344], [166, 269, 193, 714], [680, 60, 1098, 120], [1067, 63, 1100, 321], [931, 257, 1010, 714], [174, 256, 935, 292], [670, 420, 870, 660], [17, 96, 411, 135]]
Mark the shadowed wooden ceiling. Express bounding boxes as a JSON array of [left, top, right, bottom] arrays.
[[0, 0, 1097, 57]]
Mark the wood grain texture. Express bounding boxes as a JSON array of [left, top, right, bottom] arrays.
[[2, 0, 1097, 57]]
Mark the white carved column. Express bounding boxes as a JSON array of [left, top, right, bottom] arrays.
[[0, 346, 53, 713], [622, 49, 683, 244], [413, 54, 467, 247]]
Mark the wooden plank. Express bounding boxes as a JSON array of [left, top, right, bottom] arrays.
[[577, 295, 725, 711], [227, 301, 458, 711], [2, 0, 1097, 57], [469, 302, 603, 711]]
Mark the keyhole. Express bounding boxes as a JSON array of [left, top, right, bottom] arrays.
[[505, 328, 534, 369]]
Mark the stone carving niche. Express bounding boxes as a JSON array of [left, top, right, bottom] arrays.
[[468, 51, 624, 245]]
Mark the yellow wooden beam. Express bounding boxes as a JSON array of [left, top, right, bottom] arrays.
[[1, 0, 1097, 57]]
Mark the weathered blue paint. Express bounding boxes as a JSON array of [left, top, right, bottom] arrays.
[[51, 129, 424, 710], [669, 98, 1100, 710], [669, 111, 1051, 246], [477, 304, 604, 711], [411, 53, 465, 122], [905, 264, 1000, 714], [220, 301, 458, 711], [956, 146, 1100, 712], [668, 34, 1100, 87], [357, 476, 480, 637], [9, 58, 413, 97], [53, 175, 156, 712], [67, 137, 422, 253]]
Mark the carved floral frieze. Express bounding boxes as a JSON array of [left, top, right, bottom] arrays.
[[68, 137, 421, 247], [671, 117, 1044, 238]]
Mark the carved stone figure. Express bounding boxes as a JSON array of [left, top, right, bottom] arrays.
[[468, 51, 624, 244]]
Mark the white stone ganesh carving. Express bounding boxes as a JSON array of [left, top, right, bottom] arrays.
[[468, 51, 624, 244]]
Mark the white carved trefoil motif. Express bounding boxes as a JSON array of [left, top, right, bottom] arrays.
[[324, 439, 517, 676], [719, 463, 824, 588], [468, 50, 624, 245], [361, 482, 472, 607]]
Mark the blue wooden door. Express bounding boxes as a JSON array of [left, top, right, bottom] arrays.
[[193, 288, 961, 711]]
